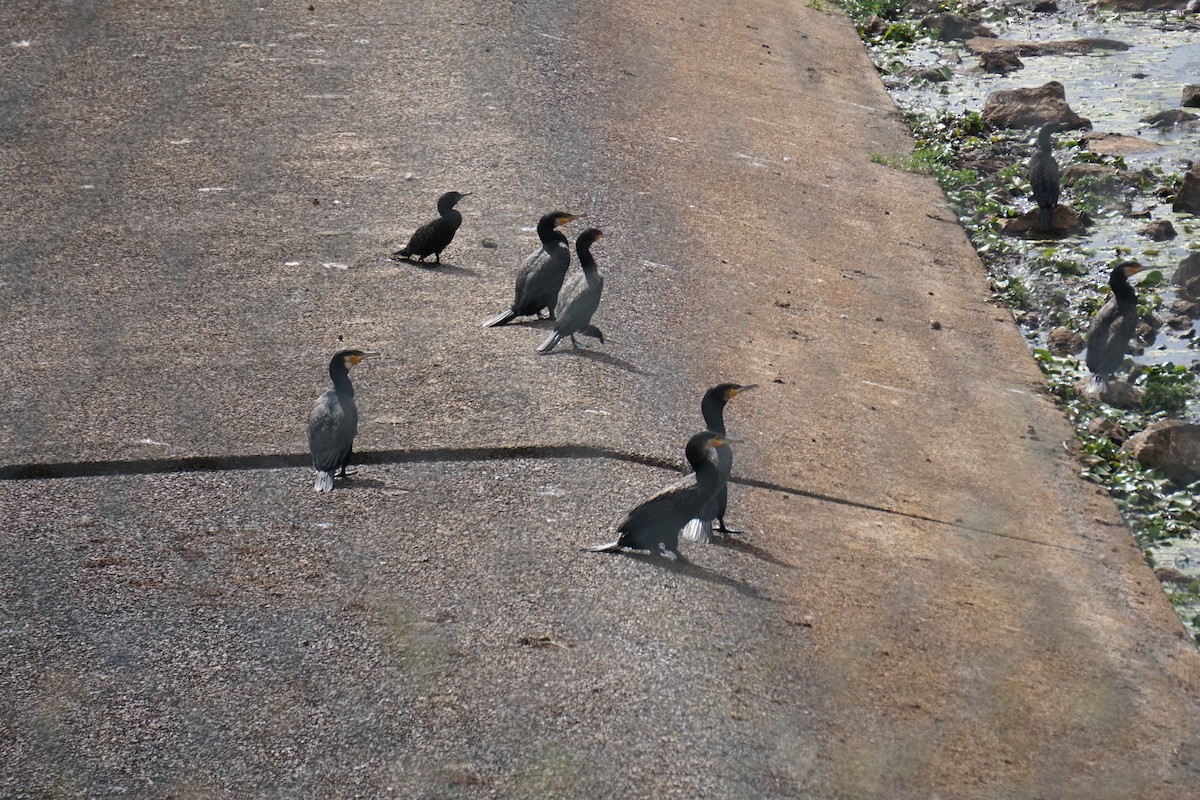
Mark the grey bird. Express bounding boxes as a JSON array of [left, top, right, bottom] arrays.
[[307, 349, 379, 492], [1028, 123, 1060, 233], [482, 210, 582, 327], [589, 431, 728, 559], [682, 383, 758, 544], [1085, 261, 1143, 393], [391, 190, 470, 264], [538, 228, 605, 353]]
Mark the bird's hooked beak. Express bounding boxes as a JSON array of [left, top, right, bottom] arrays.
[[556, 213, 585, 226], [728, 383, 759, 399], [1121, 262, 1144, 277], [347, 351, 382, 367], [458, 192, 472, 199]]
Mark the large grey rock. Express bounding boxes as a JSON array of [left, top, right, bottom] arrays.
[[1174, 162, 1200, 215], [965, 37, 1129, 56], [922, 13, 996, 42], [1124, 420, 1200, 486], [1184, 85, 1200, 109], [1139, 220, 1177, 241], [982, 82, 1090, 131], [1142, 108, 1199, 128], [1174, 252, 1200, 298]]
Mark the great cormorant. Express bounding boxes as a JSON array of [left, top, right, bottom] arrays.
[[589, 431, 728, 559], [307, 349, 378, 492], [1028, 124, 1060, 233], [1085, 261, 1143, 393], [537, 228, 605, 353], [682, 383, 757, 544], [482, 211, 581, 327], [391, 190, 470, 264]]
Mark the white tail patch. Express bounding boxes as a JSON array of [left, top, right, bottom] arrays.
[[682, 518, 712, 544]]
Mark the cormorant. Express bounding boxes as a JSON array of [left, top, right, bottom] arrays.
[[1085, 261, 1143, 393], [537, 228, 605, 353], [391, 190, 470, 264], [482, 210, 581, 327], [589, 431, 728, 559], [307, 349, 378, 492], [682, 383, 758, 544], [1028, 123, 1060, 233]]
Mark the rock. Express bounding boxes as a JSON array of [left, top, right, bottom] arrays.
[[1032, 0, 1058, 10], [1139, 220, 1176, 241], [981, 82, 1091, 131], [999, 205, 1086, 237], [1078, 378, 1142, 409], [1060, 162, 1137, 191], [1124, 420, 1200, 486], [964, 37, 1129, 57], [1170, 298, 1200, 318], [1048, 326, 1085, 355], [1088, 416, 1128, 443], [1174, 162, 1200, 215], [1174, 252, 1200, 297], [904, 66, 950, 83], [1141, 109, 1199, 128], [1154, 566, 1192, 586], [1184, 85, 1200, 109], [922, 13, 996, 41], [1165, 315, 1194, 331], [1104, 0, 1189, 9], [480, 238, 499, 249], [1079, 131, 1160, 156], [862, 15, 888, 38], [980, 51, 1023, 75]]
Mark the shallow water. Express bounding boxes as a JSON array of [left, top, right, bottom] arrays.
[[868, 4, 1200, 635]]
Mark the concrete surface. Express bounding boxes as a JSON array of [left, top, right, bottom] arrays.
[[2, 1, 1199, 798]]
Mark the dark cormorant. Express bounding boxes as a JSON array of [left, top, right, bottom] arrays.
[[391, 190, 470, 264], [482, 211, 581, 327], [589, 431, 728, 558], [1085, 261, 1143, 393], [307, 349, 378, 492], [1028, 123, 1060, 233], [537, 228, 605, 353], [682, 383, 758, 544]]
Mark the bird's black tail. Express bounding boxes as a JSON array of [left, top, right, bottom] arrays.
[[389, 247, 413, 261], [581, 325, 604, 343], [482, 309, 518, 328], [537, 332, 563, 353], [586, 541, 620, 553], [1086, 373, 1109, 394], [1039, 206, 1053, 233]]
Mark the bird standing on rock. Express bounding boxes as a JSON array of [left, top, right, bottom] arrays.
[[682, 383, 757, 544], [1028, 123, 1060, 233], [590, 431, 729, 559], [307, 349, 379, 492], [482, 211, 582, 327], [538, 228, 606, 353], [391, 191, 470, 264], [1085, 261, 1143, 394]]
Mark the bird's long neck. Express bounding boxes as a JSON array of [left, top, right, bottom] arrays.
[[686, 441, 719, 487], [1038, 127, 1054, 153], [438, 201, 460, 219], [700, 397, 727, 435], [578, 242, 597, 274], [1112, 270, 1137, 306], [538, 218, 567, 246], [330, 364, 355, 396]]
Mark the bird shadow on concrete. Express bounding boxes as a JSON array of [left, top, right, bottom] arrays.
[[334, 475, 388, 491], [392, 258, 478, 277], [542, 347, 651, 376], [622, 551, 773, 602], [714, 535, 798, 569]]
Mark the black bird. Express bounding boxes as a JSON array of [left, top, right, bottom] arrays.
[[1085, 261, 1143, 393], [482, 211, 582, 327], [590, 431, 728, 558], [1028, 123, 1060, 233], [682, 383, 757, 544], [538, 228, 605, 353], [307, 349, 378, 492], [391, 190, 470, 264]]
